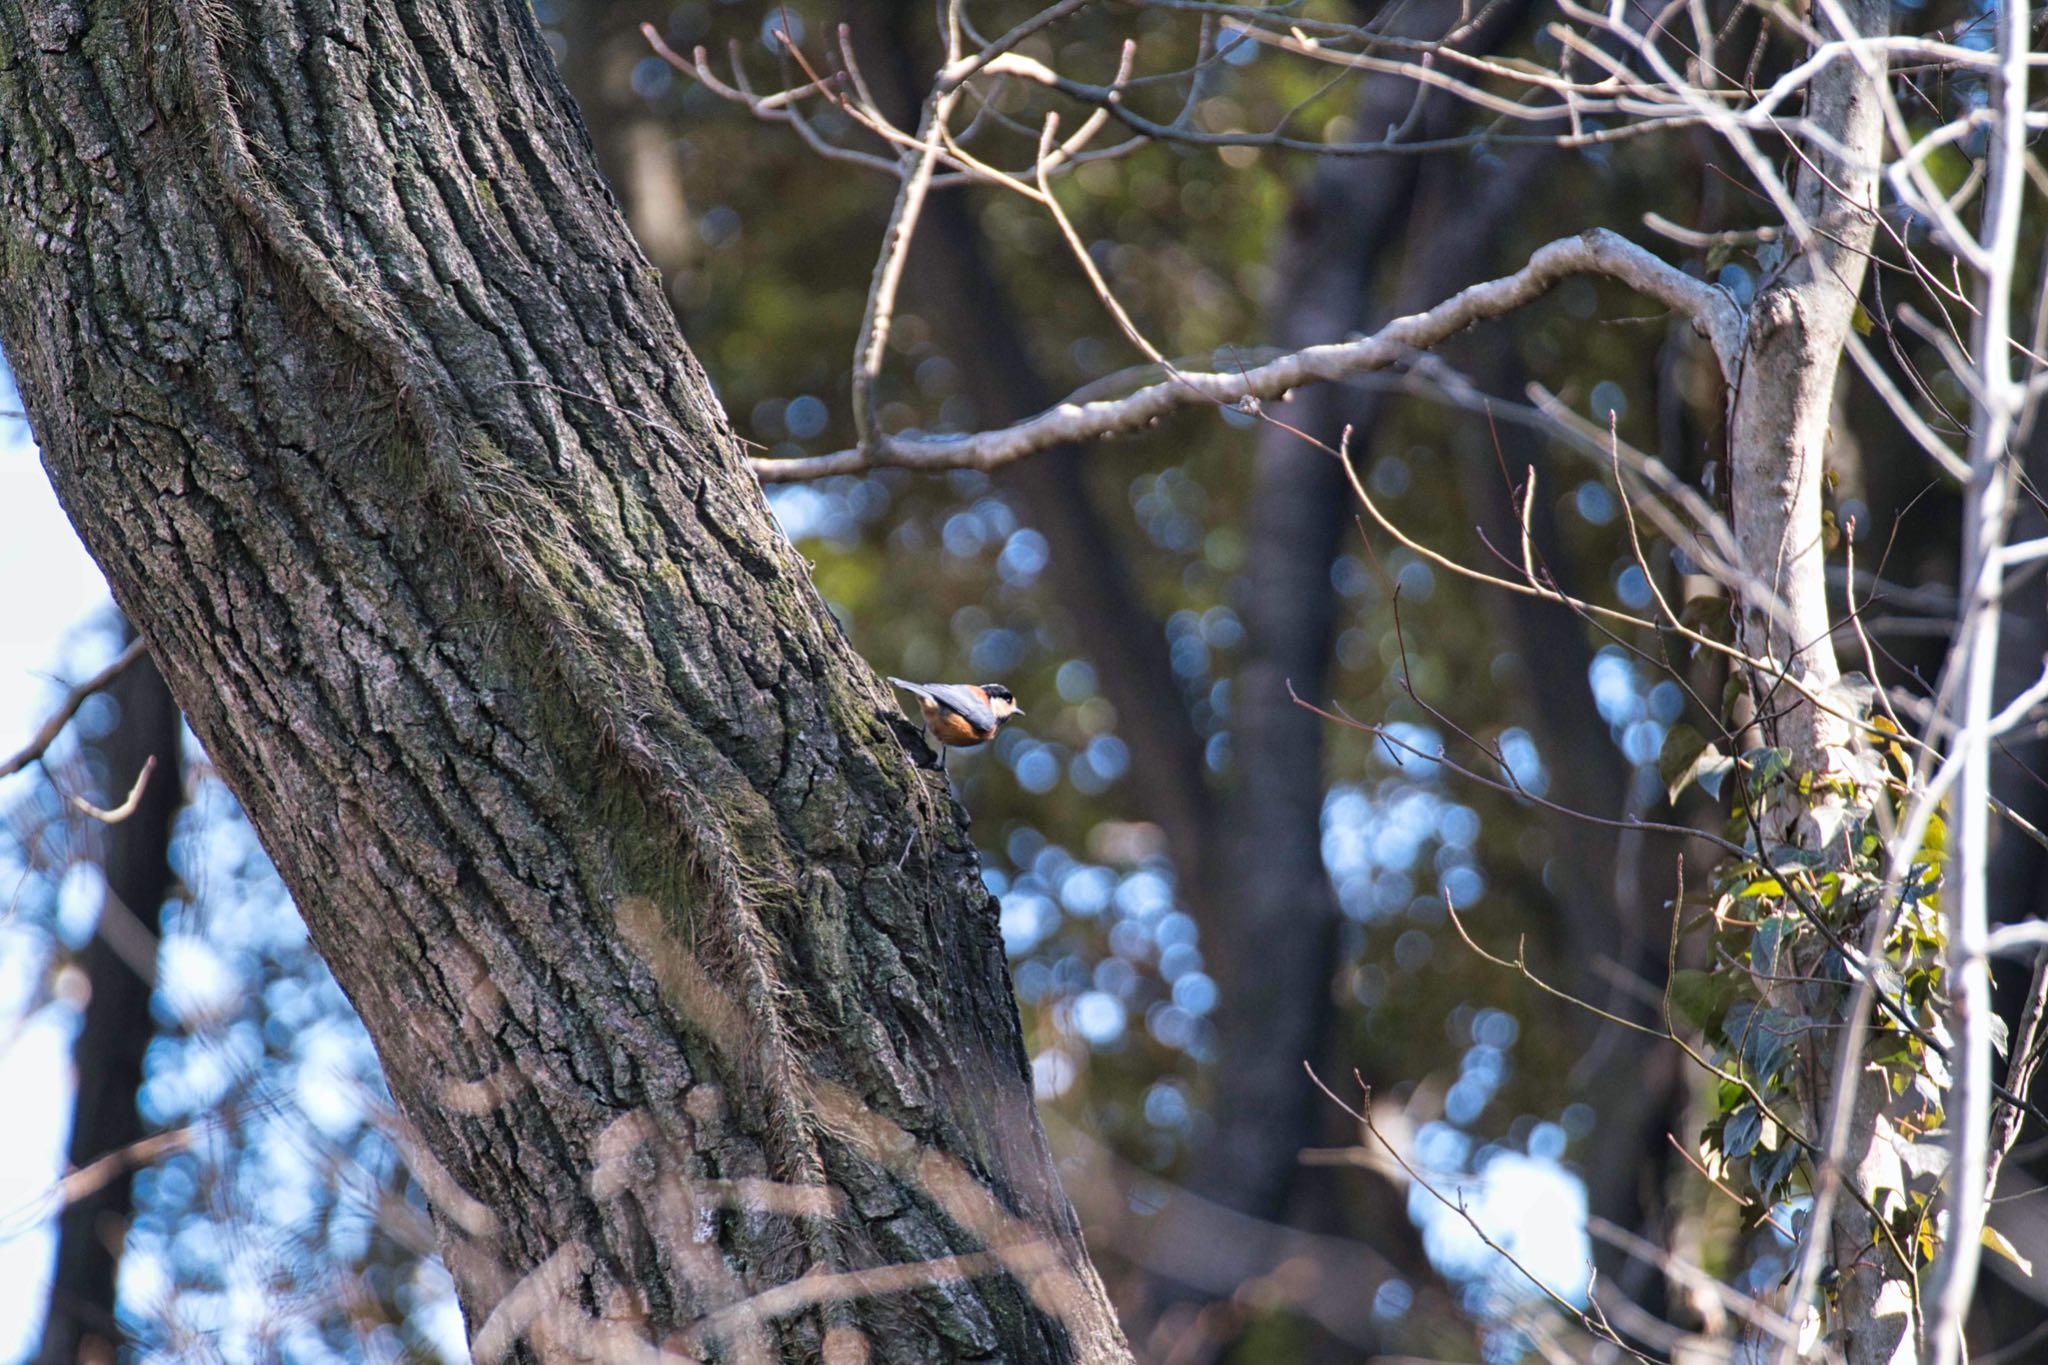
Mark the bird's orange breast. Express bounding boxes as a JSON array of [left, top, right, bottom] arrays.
[[925, 704, 994, 747]]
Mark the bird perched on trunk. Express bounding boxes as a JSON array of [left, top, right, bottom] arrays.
[[887, 678, 1024, 767]]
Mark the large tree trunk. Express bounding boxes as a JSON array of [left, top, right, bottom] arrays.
[[37, 630, 182, 1365], [0, 2, 1130, 1360]]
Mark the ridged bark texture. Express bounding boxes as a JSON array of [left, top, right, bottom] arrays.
[[0, 2, 1130, 1359]]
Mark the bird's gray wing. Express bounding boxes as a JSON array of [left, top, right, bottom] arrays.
[[887, 676, 941, 707], [912, 682, 997, 732]]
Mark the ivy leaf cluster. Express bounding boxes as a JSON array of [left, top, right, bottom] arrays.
[[1670, 732, 1955, 1264]]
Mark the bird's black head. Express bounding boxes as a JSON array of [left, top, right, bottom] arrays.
[[981, 684, 1023, 721]]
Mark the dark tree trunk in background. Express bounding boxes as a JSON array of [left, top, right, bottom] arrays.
[[552, 0, 694, 282], [36, 632, 182, 1365], [848, 11, 1448, 1357], [1168, 3, 1670, 1346], [1109, 15, 1540, 1362], [1450, 334, 1684, 1311], [843, 8, 1214, 895], [1979, 424, 2048, 1338], [892, 73, 1447, 1365], [0, 2, 1130, 1360], [1186, 11, 1443, 1258], [1335, 138, 1683, 1320], [1188, 0, 1539, 1274]]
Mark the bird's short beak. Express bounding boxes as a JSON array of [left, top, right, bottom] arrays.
[[1013, 707, 1026, 717]]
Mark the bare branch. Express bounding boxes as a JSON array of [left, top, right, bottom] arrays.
[[754, 228, 1742, 481], [1927, 0, 2037, 1351], [69, 752, 156, 824], [1987, 922, 2048, 958], [0, 637, 149, 780], [1305, 1066, 1661, 1364], [1585, 1216, 1799, 1345]]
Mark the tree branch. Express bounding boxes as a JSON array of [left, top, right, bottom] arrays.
[[752, 228, 1744, 482], [0, 638, 148, 781]]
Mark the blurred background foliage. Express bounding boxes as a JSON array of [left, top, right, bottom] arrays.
[[9, 1, 2033, 1362]]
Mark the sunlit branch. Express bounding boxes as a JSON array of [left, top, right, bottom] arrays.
[[753, 228, 1742, 481]]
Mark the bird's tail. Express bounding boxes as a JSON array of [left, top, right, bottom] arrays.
[[886, 676, 934, 700]]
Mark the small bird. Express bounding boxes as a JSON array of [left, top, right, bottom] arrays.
[[888, 677, 1024, 765]]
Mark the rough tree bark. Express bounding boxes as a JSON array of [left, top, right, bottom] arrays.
[[37, 631, 182, 1365], [0, 1, 1131, 1360]]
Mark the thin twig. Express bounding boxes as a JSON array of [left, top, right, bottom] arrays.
[[1305, 1067, 1664, 1365], [71, 754, 157, 824], [0, 639, 149, 781]]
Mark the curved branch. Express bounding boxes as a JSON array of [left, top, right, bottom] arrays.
[[753, 228, 1744, 482]]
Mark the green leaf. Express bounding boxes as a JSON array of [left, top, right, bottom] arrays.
[[1753, 1139, 1801, 1199], [1983, 1225, 2034, 1276], [1730, 1004, 1806, 1083], [1721, 676, 1748, 727], [1922, 807, 1949, 861], [1752, 915, 1787, 978], [1679, 595, 1734, 646], [1831, 728, 1880, 780], [1725, 1103, 1763, 1159], [1764, 842, 1817, 869], [1739, 746, 1794, 791], [1699, 759, 1735, 801], [1851, 302, 1875, 337], [1803, 949, 1851, 1017], [1669, 968, 1735, 1030], [1660, 724, 1732, 805], [1805, 802, 1852, 848], [1900, 1140, 1950, 1180]]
